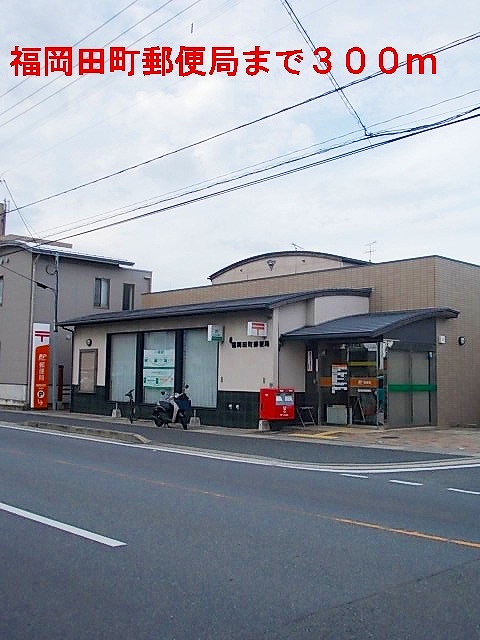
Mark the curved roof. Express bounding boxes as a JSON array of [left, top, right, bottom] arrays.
[[208, 250, 368, 281], [282, 308, 459, 341]]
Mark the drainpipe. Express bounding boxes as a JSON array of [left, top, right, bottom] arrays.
[[272, 309, 279, 387]]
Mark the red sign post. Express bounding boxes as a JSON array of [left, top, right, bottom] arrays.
[[31, 323, 50, 409]]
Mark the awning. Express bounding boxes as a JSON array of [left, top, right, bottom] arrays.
[[281, 308, 459, 342]]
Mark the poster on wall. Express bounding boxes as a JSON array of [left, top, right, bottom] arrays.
[[143, 348, 175, 368], [31, 322, 50, 409], [143, 348, 175, 392], [331, 363, 348, 393], [143, 368, 175, 389]]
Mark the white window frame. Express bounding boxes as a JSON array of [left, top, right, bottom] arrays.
[[94, 277, 110, 308], [122, 283, 135, 311]]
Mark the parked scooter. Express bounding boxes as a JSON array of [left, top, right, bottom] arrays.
[[152, 385, 191, 430]]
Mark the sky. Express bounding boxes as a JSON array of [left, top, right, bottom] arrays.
[[0, 0, 479, 291]]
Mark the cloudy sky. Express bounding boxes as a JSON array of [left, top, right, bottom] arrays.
[[1, 0, 479, 290]]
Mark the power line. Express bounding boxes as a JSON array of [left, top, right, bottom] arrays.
[[0, 0, 142, 105], [32, 87, 480, 238], [0, 0, 201, 130], [0, 177, 36, 239], [279, 0, 369, 135], [4, 90, 479, 245], [1, 0, 244, 174], [11, 30, 480, 214], [33, 110, 480, 241], [1, 108, 478, 273]]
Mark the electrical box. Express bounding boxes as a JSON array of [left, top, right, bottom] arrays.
[[327, 404, 348, 425], [259, 388, 295, 420]]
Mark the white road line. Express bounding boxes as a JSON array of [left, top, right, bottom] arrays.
[[0, 502, 126, 547], [2, 423, 480, 474], [341, 473, 369, 479], [447, 488, 480, 496], [389, 480, 423, 486]]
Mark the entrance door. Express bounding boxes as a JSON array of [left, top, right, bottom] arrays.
[[387, 350, 434, 426]]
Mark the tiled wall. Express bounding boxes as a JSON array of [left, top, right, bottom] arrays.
[[143, 257, 438, 311], [71, 387, 302, 429], [434, 259, 480, 426]]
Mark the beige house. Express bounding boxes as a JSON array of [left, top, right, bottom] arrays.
[[63, 250, 477, 429]]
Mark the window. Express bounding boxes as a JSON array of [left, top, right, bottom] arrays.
[[122, 283, 135, 310], [143, 331, 175, 403], [109, 333, 137, 401], [78, 350, 97, 393], [183, 328, 218, 408], [94, 277, 110, 308], [0, 275, 3, 305]]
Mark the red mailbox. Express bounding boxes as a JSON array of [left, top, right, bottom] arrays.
[[259, 388, 295, 420]]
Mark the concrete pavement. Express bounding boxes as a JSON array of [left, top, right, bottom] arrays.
[[2, 408, 480, 456]]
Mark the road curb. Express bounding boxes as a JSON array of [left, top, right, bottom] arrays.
[[22, 421, 151, 444]]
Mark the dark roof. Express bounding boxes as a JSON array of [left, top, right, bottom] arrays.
[[0, 238, 135, 267], [208, 250, 368, 280], [60, 288, 371, 326], [281, 308, 459, 341]]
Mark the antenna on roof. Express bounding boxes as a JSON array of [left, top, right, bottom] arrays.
[[365, 240, 376, 262], [291, 243, 304, 251]]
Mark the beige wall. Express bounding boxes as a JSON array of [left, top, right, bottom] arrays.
[[219, 313, 274, 392], [72, 311, 275, 393], [211, 254, 344, 284], [72, 325, 108, 387], [277, 301, 307, 333], [278, 342, 305, 390], [143, 257, 438, 311], [313, 295, 370, 324]]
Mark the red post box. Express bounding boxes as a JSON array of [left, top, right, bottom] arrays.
[[259, 388, 295, 420]]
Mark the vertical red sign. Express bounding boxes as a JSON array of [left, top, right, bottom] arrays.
[[31, 323, 50, 409]]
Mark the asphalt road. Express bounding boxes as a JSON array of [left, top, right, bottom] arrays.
[[0, 409, 463, 465], [1, 425, 480, 639]]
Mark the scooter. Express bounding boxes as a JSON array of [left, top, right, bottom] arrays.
[[152, 385, 191, 430]]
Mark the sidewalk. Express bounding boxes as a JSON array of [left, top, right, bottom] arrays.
[[5, 408, 480, 457], [279, 425, 480, 456]]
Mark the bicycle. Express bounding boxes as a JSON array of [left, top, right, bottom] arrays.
[[125, 389, 136, 424]]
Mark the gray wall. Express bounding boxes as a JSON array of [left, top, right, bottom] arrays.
[[0, 249, 33, 393], [0, 244, 152, 407]]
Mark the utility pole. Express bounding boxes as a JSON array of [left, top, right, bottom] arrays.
[[0, 200, 6, 236], [50, 255, 59, 411], [39, 254, 59, 410]]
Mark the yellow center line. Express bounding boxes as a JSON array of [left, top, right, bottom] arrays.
[[330, 516, 480, 550], [53, 458, 480, 550], [291, 431, 341, 439], [54, 458, 231, 499]]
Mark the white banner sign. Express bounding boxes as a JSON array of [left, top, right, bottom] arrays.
[[207, 325, 224, 342]]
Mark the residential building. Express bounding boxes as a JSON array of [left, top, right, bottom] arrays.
[[0, 235, 152, 408]]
